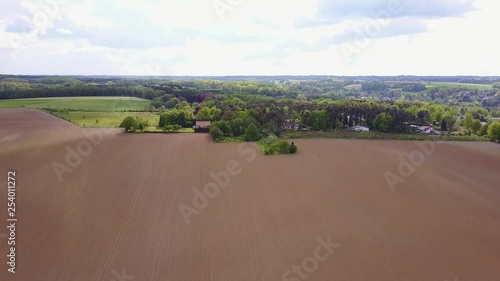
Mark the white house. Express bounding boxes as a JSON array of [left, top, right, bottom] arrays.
[[350, 125, 370, 132]]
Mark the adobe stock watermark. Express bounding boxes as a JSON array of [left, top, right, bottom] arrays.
[[384, 141, 436, 192], [110, 267, 135, 281], [51, 129, 105, 182], [282, 235, 340, 281], [51, 98, 137, 182], [213, 0, 243, 21], [179, 143, 257, 224], [339, 0, 408, 63], [5, 0, 69, 50]]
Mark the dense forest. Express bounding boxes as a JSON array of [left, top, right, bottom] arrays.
[[2, 75, 500, 142], [1, 75, 499, 107]]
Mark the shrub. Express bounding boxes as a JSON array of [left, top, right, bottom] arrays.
[[244, 124, 260, 141], [373, 112, 393, 132], [120, 116, 138, 132], [163, 124, 183, 132], [275, 140, 290, 154], [258, 136, 297, 155], [488, 121, 500, 142], [209, 125, 224, 141]]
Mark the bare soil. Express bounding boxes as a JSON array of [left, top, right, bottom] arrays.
[[1, 110, 499, 281], [0, 109, 78, 129]]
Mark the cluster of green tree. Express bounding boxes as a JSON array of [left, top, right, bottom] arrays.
[[208, 110, 260, 141], [361, 81, 388, 92], [401, 83, 427, 92], [205, 100, 420, 143], [457, 112, 499, 138], [488, 122, 500, 142], [4, 75, 500, 111], [283, 78, 348, 95], [119, 116, 150, 132], [0, 83, 164, 100], [258, 137, 297, 155], [158, 108, 195, 128]]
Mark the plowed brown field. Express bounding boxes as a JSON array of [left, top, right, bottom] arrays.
[[1, 110, 500, 281]]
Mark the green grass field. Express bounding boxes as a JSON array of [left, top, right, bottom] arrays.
[[427, 82, 492, 90], [52, 111, 160, 128], [0, 97, 151, 111]]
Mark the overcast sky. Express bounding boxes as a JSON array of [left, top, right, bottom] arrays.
[[0, 0, 498, 76]]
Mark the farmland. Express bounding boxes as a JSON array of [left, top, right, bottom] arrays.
[[427, 82, 493, 89], [1, 109, 500, 281], [0, 97, 151, 111], [52, 111, 160, 128], [0, 97, 159, 128]]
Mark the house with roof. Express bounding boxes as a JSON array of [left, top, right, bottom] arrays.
[[194, 121, 211, 132]]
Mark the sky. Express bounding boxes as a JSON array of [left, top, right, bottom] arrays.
[[0, 0, 499, 76]]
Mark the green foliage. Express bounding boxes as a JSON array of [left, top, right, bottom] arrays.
[[209, 125, 224, 141], [120, 116, 138, 132], [443, 114, 457, 132], [479, 123, 489, 136], [311, 110, 328, 131], [361, 81, 387, 92], [159, 109, 194, 128], [229, 118, 245, 136], [134, 116, 149, 132], [471, 119, 482, 134], [299, 110, 312, 128], [244, 124, 260, 141], [488, 121, 500, 142], [258, 136, 297, 155], [217, 121, 233, 136], [163, 124, 182, 132], [401, 83, 427, 92], [372, 113, 393, 133], [196, 106, 222, 121], [464, 112, 473, 131]]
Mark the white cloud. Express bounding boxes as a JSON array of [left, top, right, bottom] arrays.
[[0, 0, 499, 75]]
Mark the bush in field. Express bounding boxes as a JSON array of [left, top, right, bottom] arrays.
[[120, 116, 138, 132], [275, 140, 290, 154], [258, 136, 297, 155]]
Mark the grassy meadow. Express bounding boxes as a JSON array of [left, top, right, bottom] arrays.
[[52, 111, 160, 128], [0, 97, 160, 128], [426, 82, 492, 90], [0, 97, 150, 111]]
